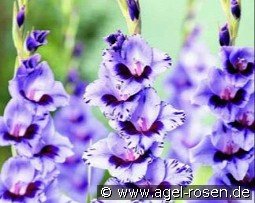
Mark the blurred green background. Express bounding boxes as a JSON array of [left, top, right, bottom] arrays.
[[0, 0, 254, 168]]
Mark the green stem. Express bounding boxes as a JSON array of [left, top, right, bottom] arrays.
[[182, 0, 198, 42], [11, 146, 17, 157], [117, 0, 141, 35], [11, 0, 29, 156], [12, 0, 29, 73], [62, 0, 80, 72], [220, 0, 241, 45]]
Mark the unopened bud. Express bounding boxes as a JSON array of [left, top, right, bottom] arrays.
[[219, 24, 230, 46], [127, 0, 140, 21], [16, 6, 25, 27], [231, 0, 241, 19]]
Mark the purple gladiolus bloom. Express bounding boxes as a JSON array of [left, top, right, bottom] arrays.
[[16, 6, 25, 27], [83, 132, 163, 182], [110, 87, 185, 153], [55, 96, 105, 201], [167, 64, 193, 105], [84, 72, 141, 121], [231, 0, 241, 19], [127, 0, 140, 21], [190, 132, 254, 181], [0, 157, 45, 202], [219, 24, 230, 46], [0, 99, 48, 152], [17, 118, 73, 175], [103, 33, 171, 95], [211, 120, 254, 153], [26, 30, 49, 52], [166, 27, 214, 104], [102, 158, 193, 198], [167, 107, 212, 164], [9, 60, 69, 112], [58, 162, 104, 202], [193, 68, 254, 121], [55, 96, 105, 144], [220, 46, 254, 86]]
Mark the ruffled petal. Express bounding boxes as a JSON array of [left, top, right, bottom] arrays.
[[157, 102, 185, 132], [164, 159, 193, 186], [151, 48, 171, 77], [121, 35, 152, 68], [108, 156, 152, 183], [82, 138, 112, 170]]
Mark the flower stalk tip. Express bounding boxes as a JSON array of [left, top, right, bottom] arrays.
[[220, 0, 241, 45], [16, 5, 25, 28], [231, 0, 241, 19], [117, 0, 141, 35]]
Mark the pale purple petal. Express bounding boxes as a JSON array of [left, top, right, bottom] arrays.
[[131, 88, 161, 131], [164, 159, 193, 186], [157, 102, 185, 131], [82, 138, 112, 170]]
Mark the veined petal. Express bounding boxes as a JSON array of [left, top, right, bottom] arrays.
[[82, 138, 112, 170], [121, 35, 152, 68], [164, 159, 193, 186], [151, 48, 171, 77], [158, 102, 185, 132]]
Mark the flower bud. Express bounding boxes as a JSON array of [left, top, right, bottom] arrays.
[[219, 24, 230, 46], [127, 0, 140, 21], [231, 0, 241, 19], [26, 30, 50, 52], [16, 5, 25, 27], [72, 42, 84, 58]]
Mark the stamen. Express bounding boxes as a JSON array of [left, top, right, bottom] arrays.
[[137, 117, 148, 131], [130, 59, 144, 76], [125, 149, 138, 161], [10, 182, 27, 195], [10, 124, 25, 137], [220, 86, 235, 100]]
